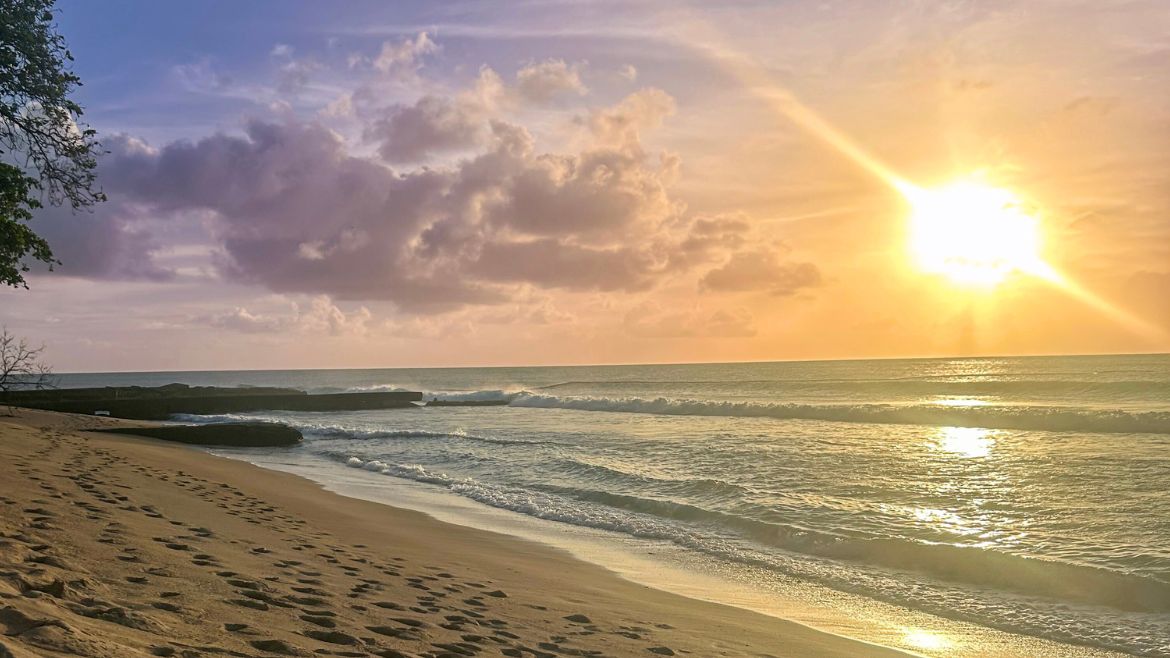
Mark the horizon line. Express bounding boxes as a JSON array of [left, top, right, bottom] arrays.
[[54, 349, 1170, 376]]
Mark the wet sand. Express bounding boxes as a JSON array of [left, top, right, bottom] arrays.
[[0, 408, 907, 658]]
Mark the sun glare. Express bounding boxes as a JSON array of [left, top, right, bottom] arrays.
[[907, 181, 1047, 287], [901, 627, 953, 651]]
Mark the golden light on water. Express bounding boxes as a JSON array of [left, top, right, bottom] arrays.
[[934, 427, 997, 459], [901, 627, 953, 651], [934, 398, 991, 407]]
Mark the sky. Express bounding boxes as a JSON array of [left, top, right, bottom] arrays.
[[2, 0, 1168, 372]]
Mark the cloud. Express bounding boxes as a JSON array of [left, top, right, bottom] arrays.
[[200, 306, 286, 333], [269, 44, 323, 94], [351, 32, 439, 79], [700, 249, 822, 296], [618, 64, 638, 81], [467, 66, 506, 110], [320, 93, 354, 118], [361, 66, 504, 163], [27, 200, 173, 281], [668, 215, 751, 268], [514, 59, 588, 103], [100, 120, 499, 311], [364, 95, 485, 162], [38, 80, 790, 314], [295, 296, 372, 335], [197, 295, 371, 335], [86, 101, 688, 309], [582, 87, 675, 148], [479, 123, 680, 236]]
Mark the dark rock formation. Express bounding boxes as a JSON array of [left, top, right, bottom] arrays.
[[92, 423, 303, 447], [2, 383, 302, 403], [5, 385, 422, 420]]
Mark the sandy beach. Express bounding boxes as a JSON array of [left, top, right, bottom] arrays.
[[0, 408, 907, 658]]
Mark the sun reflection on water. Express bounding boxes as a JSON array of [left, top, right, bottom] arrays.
[[934, 426, 997, 458], [901, 627, 954, 651], [933, 397, 991, 407]]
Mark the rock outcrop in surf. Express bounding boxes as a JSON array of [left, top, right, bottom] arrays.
[[92, 422, 303, 447]]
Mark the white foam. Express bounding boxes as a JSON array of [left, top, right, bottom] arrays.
[[509, 394, 1170, 435], [427, 389, 525, 402], [328, 451, 1170, 656]]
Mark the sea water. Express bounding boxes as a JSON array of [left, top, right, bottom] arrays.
[[61, 354, 1170, 656]]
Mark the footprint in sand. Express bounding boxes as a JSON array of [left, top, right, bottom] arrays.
[[299, 614, 335, 628], [230, 598, 270, 611], [223, 622, 251, 633], [226, 578, 263, 590], [302, 629, 360, 646], [248, 638, 303, 655]]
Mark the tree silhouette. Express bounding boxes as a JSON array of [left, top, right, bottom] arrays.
[[1, 0, 104, 288], [0, 327, 55, 414]]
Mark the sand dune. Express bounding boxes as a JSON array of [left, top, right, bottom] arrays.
[[0, 409, 905, 658]]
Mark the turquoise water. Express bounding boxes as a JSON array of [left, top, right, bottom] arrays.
[[63, 354, 1170, 655]]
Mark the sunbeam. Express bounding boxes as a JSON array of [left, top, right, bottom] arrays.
[[672, 15, 1166, 343]]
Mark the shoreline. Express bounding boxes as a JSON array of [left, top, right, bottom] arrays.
[[0, 408, 912, 658], [221, 442, 1132, 658]]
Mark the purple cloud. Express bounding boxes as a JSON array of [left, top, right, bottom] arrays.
[[364, 95, 485, 163], [31, 86, 817, 313], [28, 200, 173, 281], [700, 249, 822, 296]]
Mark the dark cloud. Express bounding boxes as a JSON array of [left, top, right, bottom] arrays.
[[33, 87, 816, 313], [700, 249, 822, 296], [28, 200, 173, 281], [667, 215, 751, 270], [364, 95, 485, 163], [94, 123, 496, 310], [80, 106, 690, 309], [482, 145, 677, 237]]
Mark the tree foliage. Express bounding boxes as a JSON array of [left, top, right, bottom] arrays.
[[1, 0, 104, 288]]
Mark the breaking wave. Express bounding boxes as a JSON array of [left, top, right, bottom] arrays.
[[301, 424, 547, 446], [509, 394, 1170, 435], [172, 413, 547, 446], [335, 454, 1170, 618]]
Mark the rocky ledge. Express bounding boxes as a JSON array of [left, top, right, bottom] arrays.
[[92, 422, 303, 447], [5, 384, 422, 420]]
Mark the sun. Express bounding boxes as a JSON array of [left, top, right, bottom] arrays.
[[906, 180, 1047, 287]]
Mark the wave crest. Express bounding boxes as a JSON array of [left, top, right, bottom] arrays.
[[336, 455, 1170, 613], [510, 394, 1170, 434]]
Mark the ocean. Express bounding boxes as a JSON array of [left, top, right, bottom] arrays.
[[60, 354, 1170, 656]]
